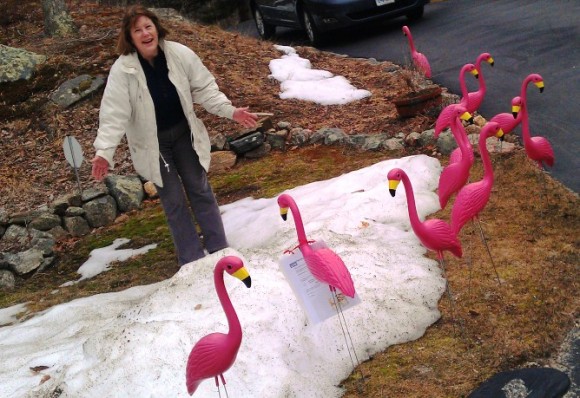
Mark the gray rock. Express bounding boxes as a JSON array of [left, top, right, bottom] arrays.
[[209, 151, 237, 174], [322, 128, 348, 145], [50, 74, 105, 108], [0, 270, 16, 289], [63, 216, 91, 237], [289, 128, 311, 146], [361, 135, 386, 151], [81, 187, 108, 203], [404, 132, 422, 147], [419, 128, 436, 147], [0, 207, 9, 225], [2, 225, 51, 248], [436, 130, 458, 155], [210, 133, 227, 151], [0, 45, 46, 83], [384, 138, 405, 151], [277, 121, 291, 130], [244, 142, 271, 159], [4, 248, 45, 275], [47, 225, 69, 240], [65, 206, 85, 217], [265, 132, 286, 151], [104, 175, 144, 213], [29, 212, 62, 231], [83, 195, 117, 228]]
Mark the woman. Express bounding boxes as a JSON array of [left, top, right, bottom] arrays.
[[92, 5, 257, 265]]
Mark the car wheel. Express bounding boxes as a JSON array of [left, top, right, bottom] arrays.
[[302, 9, 326, 46], [254, 8, 275, 39], [406, 6, 424, 21]]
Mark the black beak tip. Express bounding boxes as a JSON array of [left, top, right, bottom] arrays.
[[280, 214, 287, 221], [243, 276, 252, 288], [490, 61, 495, 67], [539, 87, 544, 93], [512, 112, 518, 118], [389, 189, 396, 197], [499, 135, 505, 142], [468, 117, 474, 124]]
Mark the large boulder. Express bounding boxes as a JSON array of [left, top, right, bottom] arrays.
[[0, 45, 46, 83]]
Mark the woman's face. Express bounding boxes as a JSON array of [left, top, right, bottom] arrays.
[[130, 15, 159, 62]]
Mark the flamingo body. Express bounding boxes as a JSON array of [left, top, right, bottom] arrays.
[[521, 100, 554, 169], [387, 168, 462, 260], [489, 96, 523, 134], [436, 106, 474, 209], [186, 256, 251, 395], [402, 25, 431, 78], [451, 122, 504, 235], [278, 193, 355, 298]]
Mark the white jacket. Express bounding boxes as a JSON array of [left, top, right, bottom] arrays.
[[94, 40, 235, 187]]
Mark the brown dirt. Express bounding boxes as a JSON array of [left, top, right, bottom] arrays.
[[0, 2, 578, 397]]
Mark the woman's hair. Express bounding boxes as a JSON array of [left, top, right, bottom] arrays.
[[116, 5, 169, 55]]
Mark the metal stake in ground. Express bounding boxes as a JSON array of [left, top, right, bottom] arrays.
[[63, 136, 84, 196]]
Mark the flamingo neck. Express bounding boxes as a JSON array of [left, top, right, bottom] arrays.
[[520, 103, 531, 142], [399, 172, 422, 229], [214, 267, 241, 338], [478, 133, 494, 185], [452, 118, 471, 157], [459, 68, 469, 98], [406, 33, 416, 52], [520, 75, 533, 104], [286, 198, 309, 246], [476, 61, 486, 93]]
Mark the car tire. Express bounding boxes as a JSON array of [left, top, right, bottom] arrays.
[[406, 6, 424, 21], [254, 7, 275, 39], [302, 9, 325, 46]]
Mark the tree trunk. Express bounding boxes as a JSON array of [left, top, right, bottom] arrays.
[[41, 0, 78, 37]]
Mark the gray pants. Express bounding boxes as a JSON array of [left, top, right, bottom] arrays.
[[156, 120, 228, 265]]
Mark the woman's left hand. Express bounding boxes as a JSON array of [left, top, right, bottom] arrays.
[[233, 107, 258, 128]]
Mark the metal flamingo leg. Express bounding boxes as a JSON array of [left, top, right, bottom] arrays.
[[475, 218, 502, 286]]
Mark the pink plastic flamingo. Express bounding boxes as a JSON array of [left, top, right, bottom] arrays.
[[402, 25, 431, 78], [458, 63, 479, 113], [435, 106, 475, 209], [185, 256, 252, 396], [277, 193, 355, 298], [519, 86, 554, 169], [387, 168, 462, 260], [450, 122, 504, 284], [465, 53, 495, 113], [388, 168, 463, 319], [451, 122, 505, 236], [434, 104, 475, 166], [489, 96, 523, 134]]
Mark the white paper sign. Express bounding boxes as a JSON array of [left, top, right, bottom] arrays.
[[279, 240, 361, 324]]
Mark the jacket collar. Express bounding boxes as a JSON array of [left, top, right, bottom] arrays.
[[120, 40, 168, 74]]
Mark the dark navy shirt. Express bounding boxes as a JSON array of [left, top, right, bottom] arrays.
[[138, 49, 187, 132]]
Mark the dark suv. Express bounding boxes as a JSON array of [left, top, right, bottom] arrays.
[[250, 0, 429, 45]]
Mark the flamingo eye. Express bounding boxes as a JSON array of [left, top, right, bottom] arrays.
[[227, 265, 232, 270]]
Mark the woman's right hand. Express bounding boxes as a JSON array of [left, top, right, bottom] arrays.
[[91, 156, 109, 181]]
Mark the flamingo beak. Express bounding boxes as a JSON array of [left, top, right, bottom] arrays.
[[496, 128, 504, 139], [535, 81, 545, 93], [471, 69, 479, 79], [233, 266, 252, 288], [460, 111, 473, 124], [488, 57, 495, 66], [388, 180, 399, 197], [280, 207, 288, 221], [512, 104, 521, 118]]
